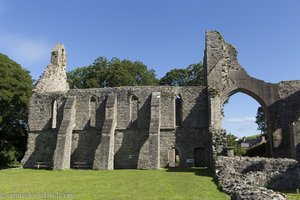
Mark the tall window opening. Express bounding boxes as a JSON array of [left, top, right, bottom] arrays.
[[51, 100, 57, 129], [90, 97, 97, 127], [130, 95, 139, 127], [175, 94, 182, 126]]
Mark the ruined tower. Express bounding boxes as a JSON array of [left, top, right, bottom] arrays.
[[34, 44, 69, 93]]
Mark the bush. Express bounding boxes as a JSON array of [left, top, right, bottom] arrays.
[[0, 145, 19, 167]]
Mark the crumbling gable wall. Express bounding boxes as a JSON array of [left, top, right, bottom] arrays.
[[205, 31, 300, 160], [34, 44, 69, 93]]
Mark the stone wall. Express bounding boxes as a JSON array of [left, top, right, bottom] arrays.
[[22, 86, 212, 169], [215, 156, 299, 200], [205, 31, 300, 162], [276, 81, 300, 159]]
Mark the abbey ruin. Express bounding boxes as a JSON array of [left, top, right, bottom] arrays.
[[21, 31, 300, 199], [21, 30, 300, 169]]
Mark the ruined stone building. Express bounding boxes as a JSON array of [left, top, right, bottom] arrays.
[[22, 31, 300, 170]]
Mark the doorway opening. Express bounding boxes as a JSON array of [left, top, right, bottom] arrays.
[[194, 147, 205, 167], [168, 148, 180, 167]]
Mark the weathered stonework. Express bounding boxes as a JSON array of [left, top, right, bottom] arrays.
[[93, 93, 117, 170], [205, 31, 300, 161], [53, 96, 76, 170], [215, 156, 299, 200], [22, 85, 210, 169], [22, 31, 300, 198], [34, 44, 69, 93]]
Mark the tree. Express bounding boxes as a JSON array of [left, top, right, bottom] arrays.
[[255, 107, 267, 134], [67, 57, 159, 89], [227, 133, 246, 156], [159, 62, 205, 86], [0, 53, 32, 166]]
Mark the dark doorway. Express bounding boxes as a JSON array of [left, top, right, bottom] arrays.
[[194, 147, 205, 167]]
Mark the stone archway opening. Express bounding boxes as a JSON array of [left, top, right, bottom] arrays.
[[221, 90, 269, 157]]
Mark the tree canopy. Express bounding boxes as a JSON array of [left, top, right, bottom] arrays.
[[67, 59, 206, 89], [0, 53, 32, 166], [255, 107, 267, 134], [159, 62, 205, 86], [67, 57, 159, 89]]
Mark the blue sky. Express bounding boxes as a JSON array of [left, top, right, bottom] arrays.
[[1, 0, 300, 137]]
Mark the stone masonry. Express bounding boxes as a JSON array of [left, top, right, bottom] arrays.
[[34, 44, 69, 93], [215, 156, 300, 200], [21, 30, 300, 198], [205, 31, 300, 160]]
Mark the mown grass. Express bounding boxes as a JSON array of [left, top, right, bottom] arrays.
[[280, 190, 300, 200], [0, 168, 229, 200]]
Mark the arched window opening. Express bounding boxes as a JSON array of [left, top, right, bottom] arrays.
[[175, 94, 182, 126], [90, 97, 97, 127], [51, 100, 57, 129], [222, 92, 268, 157], [168, 148, 180, 167], [130, 95, 139, 127]]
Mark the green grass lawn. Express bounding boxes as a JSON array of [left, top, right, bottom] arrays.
[[280, 191, 300, 200], [0, 168, 229, 200]]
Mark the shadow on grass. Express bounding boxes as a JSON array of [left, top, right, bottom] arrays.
[[166, 167, 223, 193], [0, 166, 22, 170], [165, 167, 214, 177]]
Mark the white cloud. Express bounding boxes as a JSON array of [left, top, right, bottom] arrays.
[[0, 32, 51, 64], [227, 117, 255, 123]]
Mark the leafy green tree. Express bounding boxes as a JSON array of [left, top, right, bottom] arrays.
[[159, 68, 190, 86], [227, 133, 246, 156], [255, 107, 267, 134], [0, 53, 32, 166], [67, 57, 159, 89], [159, 62, 205, 86]]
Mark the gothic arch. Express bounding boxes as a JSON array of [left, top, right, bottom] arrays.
[[221, 87, 270, 121], [205, 31, 281, 157]]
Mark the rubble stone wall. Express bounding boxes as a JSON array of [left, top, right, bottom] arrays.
[[215, 156, 299, 200]]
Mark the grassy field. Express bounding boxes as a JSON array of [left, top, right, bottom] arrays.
[[0, 168, 229, 200], [281, 191, 300, 200]]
